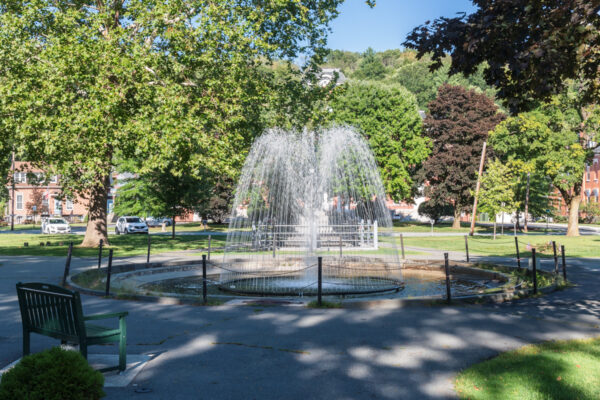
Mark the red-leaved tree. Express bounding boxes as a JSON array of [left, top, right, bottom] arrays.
[[419, 84, 504, 228]]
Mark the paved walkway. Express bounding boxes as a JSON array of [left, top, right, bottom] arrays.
[[0, 250, 599, 399]]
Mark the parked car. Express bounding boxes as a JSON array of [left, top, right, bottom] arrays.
[[115, 216, 148, 235], [146, 217, 172, 227], [41, 217, 71, 234]]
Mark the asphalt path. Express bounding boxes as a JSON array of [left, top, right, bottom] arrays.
[[1, 250, 599, 399]]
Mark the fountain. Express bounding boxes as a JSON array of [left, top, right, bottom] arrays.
[[219, 127, 403, 295]]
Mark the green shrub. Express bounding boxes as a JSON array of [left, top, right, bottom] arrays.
[[0, 347, 105, 400]]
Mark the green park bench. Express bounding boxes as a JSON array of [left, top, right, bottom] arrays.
[[16, 282, 128, 372]]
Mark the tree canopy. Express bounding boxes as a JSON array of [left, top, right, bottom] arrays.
[[0, 0, 352, 246], [404, 0, 600, 113], [490, 94, 590, 235], [419, 84, 504, 228], [328, 81, 430, 201]]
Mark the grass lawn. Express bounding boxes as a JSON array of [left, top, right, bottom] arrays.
[[148, 222, 229, 234], [455, 336, 600, 400], [401, 235, 600, 258], [0, 234, 226, 257], [392, 221, 493, 233]]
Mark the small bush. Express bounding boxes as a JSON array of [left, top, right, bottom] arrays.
[[0, 347, 105, 400]]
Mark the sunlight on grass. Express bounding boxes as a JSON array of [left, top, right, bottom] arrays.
[[0, 234, 226, 257], [455, 337, 600, 400], [401, 235, 599, 258]]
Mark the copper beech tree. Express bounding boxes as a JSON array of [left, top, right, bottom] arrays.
[[418, 85, 504, 228]]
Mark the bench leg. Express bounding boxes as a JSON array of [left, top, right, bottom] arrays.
[[23, 329, 30, 356]]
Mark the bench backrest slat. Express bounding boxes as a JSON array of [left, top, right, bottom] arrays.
[[17, 283, 84, 339]]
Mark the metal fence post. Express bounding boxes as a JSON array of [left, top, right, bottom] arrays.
[[97, 239, 103, 269], [444, 253, 451, 304], [514, 237, 521, 269], [62, 242, 73, 287], [552, 241, 559, 277], [531, 248, 537, 295], [147, 234, 151, 267], [464, 235, 469, 262], [105, 249, 114, 296], [202, 254, 207, 304], [400, 233, 405, 259], [317, 256, 322, 306], [561, 245, 567, 281], [208, 235, 212, 261]]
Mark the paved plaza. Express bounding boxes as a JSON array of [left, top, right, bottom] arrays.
[[1, 250, 599, 399]]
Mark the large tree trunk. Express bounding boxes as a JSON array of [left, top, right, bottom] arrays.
[[452, 207, 461, 229], [566, 196, 581, 237], [171, 216, 176, 239], [81, 175, 110, 247]]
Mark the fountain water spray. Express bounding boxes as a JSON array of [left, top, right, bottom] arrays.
[[219, 126, 403, 295]]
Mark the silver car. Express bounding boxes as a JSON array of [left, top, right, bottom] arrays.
[[41, 218, 71, 234], [115, 216, 148, 235]]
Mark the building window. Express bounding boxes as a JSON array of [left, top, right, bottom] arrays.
[[16, 194, 23, 210], [54, 199, 62, 215], [66, 199, 73, 211], [586, 165, 591, 181], [50, 175, 58, 183], [14, 172, 27, 183]]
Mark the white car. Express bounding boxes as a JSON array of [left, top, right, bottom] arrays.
[[115, 216, 148, 235], [41, 218, 71, 234]]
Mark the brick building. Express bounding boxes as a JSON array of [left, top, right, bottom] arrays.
[[4, 162, 89, 224]]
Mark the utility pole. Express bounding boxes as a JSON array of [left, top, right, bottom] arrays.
[[524, 172, 530, 233], [469, 141, 487, 236], [10, 151, 15, 231]]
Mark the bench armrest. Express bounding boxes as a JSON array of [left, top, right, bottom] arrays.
[[84, 311, 128, 321]]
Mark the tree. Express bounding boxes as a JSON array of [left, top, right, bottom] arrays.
[[419, 84, 504, 228], [0, 0, 357, 247], [114, 164, 211, 238], [490, 97, 588, 236], [393, 55, 494, 110], [196, 177, 235, 224], [352, 47, 387, 80], [404, 0, 600, 113], [417, 200, 453, 224], [328, 81, 430, 201], [25, 188, 49, 224], [477, 159, 520, 238]]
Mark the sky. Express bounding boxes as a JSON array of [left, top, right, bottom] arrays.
[[326, 0, 477, 53]]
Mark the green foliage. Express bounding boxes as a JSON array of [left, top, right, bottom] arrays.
[[352, 47, 386, 80], [417, 201, 453, 224], [322, 48, 495, 110], [0, 0, 351, 244], [0, 347, 104, 400], [580, 202, 600, 224], [328, 81, 430, 201], [478, 159, 520, 220], [404, 0, 600, 113], [490, 97, 588, 217]]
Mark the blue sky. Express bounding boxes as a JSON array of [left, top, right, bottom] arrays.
[[327, 0, 477, 53]]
